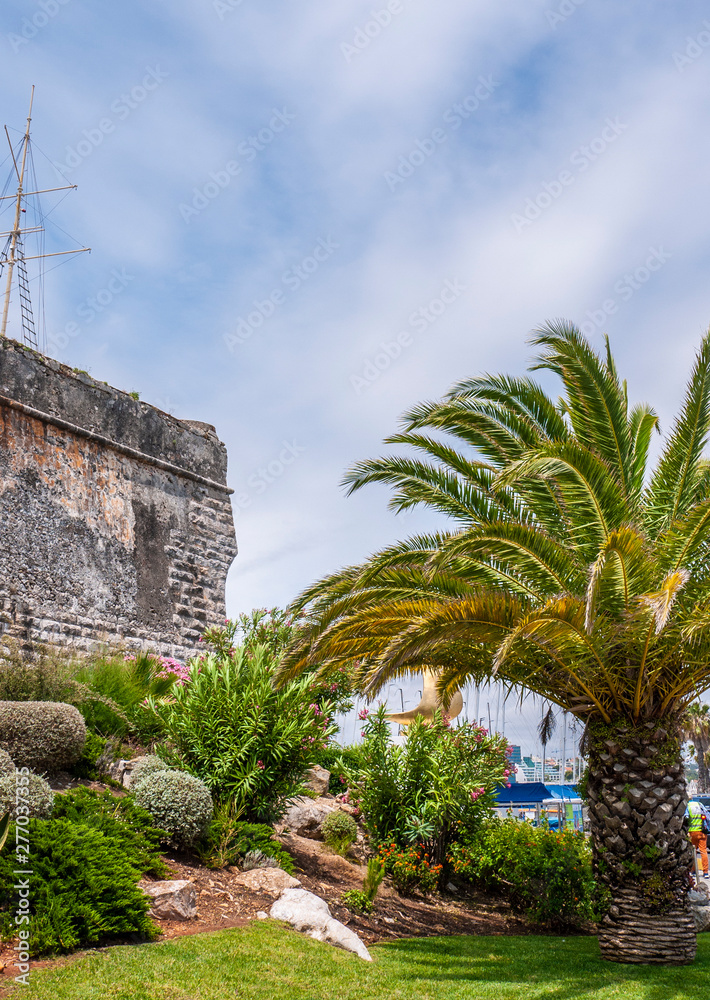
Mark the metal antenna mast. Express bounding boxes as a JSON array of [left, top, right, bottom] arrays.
[[0, 86, 90, 348]]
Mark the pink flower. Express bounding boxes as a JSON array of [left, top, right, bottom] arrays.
[[257, 760, 265, 770], [358, 708, 370, 720]]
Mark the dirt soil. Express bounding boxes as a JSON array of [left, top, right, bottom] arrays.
[[0, 779, 550, 993]]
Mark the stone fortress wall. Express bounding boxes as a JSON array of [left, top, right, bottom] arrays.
[[0, 337, 237, 661]]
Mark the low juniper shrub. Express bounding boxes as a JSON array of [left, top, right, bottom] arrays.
[[0, 818, 158, 955], [51, 787, 167, 877]]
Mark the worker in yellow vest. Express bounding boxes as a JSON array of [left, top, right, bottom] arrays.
[[686, 799, 710, 880]]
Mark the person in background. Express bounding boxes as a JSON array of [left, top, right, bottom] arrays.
[[686, 799, 710, 880]]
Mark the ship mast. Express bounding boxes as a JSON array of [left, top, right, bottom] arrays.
[[0, 86, 90, 348]]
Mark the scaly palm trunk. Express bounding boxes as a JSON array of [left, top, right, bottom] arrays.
[[585, 720, 696, 965]]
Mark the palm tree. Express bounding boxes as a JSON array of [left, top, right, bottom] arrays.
[[280, 323, 710, 965], [683, 702, 710, 794]]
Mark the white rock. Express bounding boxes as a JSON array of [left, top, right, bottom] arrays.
[[140, 880, 197, 920], [278, 796, 336, 838], [691, 903, 710, 932], [304, 765, 331, 795], [256, 911, 269, 920], [270, 888, 372, 961], [232, 868, 301, 894]]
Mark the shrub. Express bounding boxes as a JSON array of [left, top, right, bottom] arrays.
[[134, 770, 213, 848], [377, 842, 442, 895], [145, 644, 337, 822], [70, 731, 108, 780], [449, 817, 597, 929], [0, 748, 14, 777], [242, 849, 279, 870], [0, 818, 157, 955], [321, 810, 357, 855], [127, 754, 171, 790], [0, 642, 84, 703], [203, 614, 354, 715], [0, 701, 86, 772], [0, 772, 54, 819], [348, 706, 511, 865], [73, 652, 178, 739], [342, 857, 385, 914], [194, 802, 295, 873], [51, 787, 167, 877]]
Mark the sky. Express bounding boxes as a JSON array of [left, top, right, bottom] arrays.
[[2, 1, 710, 755]]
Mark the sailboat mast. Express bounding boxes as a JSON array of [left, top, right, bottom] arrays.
[[1, 86, 35, 340]]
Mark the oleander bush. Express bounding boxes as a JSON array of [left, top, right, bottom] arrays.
[[321, 809, 358, 855], [195, 801, 295, 872], [51, 787, 167, 877], [448, 817, 597, 929], [133, 769, 213, 849], [347, 705, 511, 866], [0, 818, 158, 955], [0, 772, 54, 819], [127, 754, 171, 790], [0, 701, 86, 772], [145, 641, 337, 822]]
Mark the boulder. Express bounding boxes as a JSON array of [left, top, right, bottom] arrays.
[[278, 795, 336, 838], [107, 759, 137, 788], [270, 888, 372, 961], [232, 868, 301, 895], [691, 903, 710, 933], [304, 765, 331, 795], [140, 880, 197, 920]]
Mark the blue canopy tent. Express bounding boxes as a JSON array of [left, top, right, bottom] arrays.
[[494, 782, 584, 830]]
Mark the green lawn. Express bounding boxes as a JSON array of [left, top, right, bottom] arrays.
[[9, 923, 710, 1000]]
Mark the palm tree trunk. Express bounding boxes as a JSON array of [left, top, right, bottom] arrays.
[[585, 719, 696, 965]]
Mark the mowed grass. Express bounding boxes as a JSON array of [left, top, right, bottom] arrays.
[[10, 923, 710, 1000]]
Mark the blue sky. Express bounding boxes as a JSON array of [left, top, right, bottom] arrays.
[[3, 1, 710, 752]]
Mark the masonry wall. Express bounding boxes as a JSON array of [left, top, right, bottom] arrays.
[[0, 338, 237, 661]]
